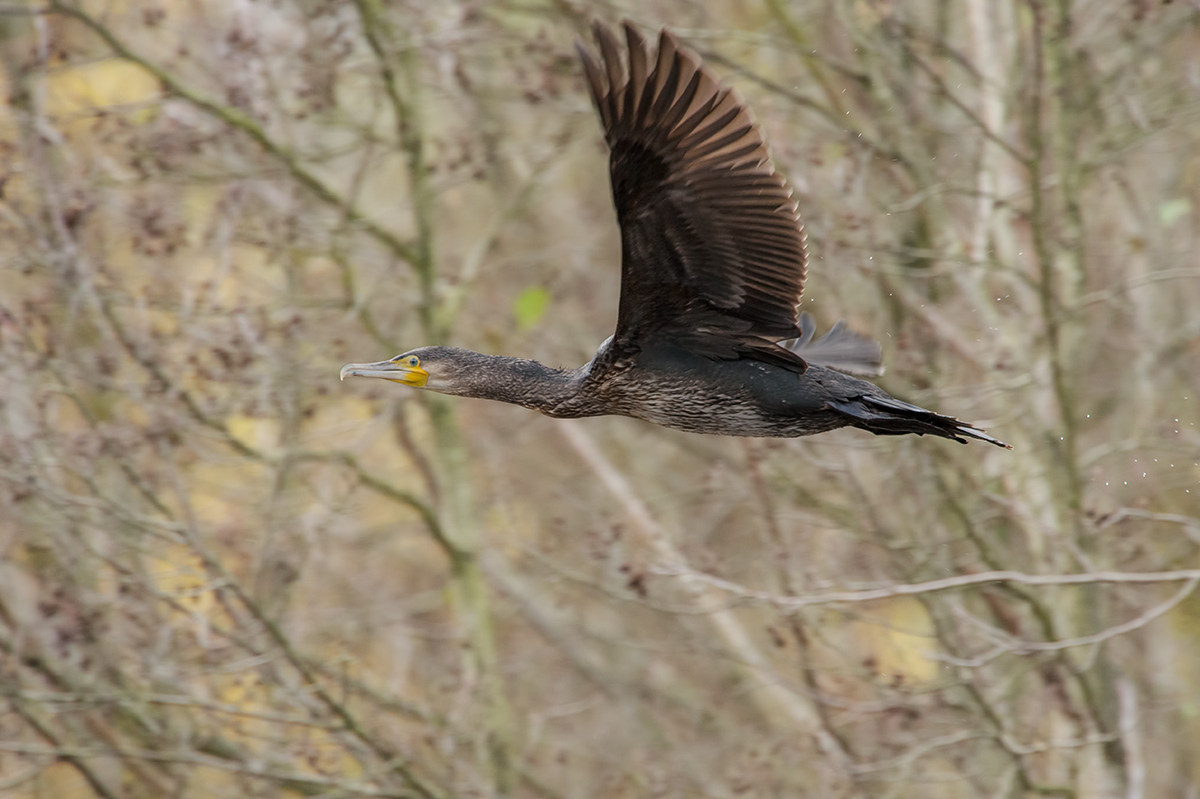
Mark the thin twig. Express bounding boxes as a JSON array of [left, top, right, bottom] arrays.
[[652, 563, 1200, 608]]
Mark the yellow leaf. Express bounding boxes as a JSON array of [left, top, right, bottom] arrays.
[[45, 59, 160, 121], [851, 598, 939, 684]]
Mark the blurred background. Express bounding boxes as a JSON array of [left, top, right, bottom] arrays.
[[1, 0, 1199, 796]]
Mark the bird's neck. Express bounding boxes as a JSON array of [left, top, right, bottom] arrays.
[[451, 354, 588, 415]]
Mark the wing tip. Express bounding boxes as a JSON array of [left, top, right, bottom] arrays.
[[786, 313, 884, 377]]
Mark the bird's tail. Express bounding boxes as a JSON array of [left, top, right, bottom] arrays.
[[827, 394, 1011, 448]]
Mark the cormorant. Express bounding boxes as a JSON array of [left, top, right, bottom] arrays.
[[340, 21, 1009, 448]]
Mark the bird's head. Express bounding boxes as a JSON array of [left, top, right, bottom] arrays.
[[340, 346, 473, 393], [340, 346, 578, 410]]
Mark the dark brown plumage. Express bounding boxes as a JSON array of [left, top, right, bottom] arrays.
[[579, 22, 809, 375], [340, 21, 1009, 449]]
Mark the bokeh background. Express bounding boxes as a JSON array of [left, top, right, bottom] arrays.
[[2, 1, 1199, 796]]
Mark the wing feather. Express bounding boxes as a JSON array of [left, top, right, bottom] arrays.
[[580, 21, 809, 371]]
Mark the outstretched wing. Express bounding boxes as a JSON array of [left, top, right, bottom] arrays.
[[578, 22, 809, 372]]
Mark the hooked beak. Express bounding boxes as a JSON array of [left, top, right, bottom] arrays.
[[339, 358, 429, 387]]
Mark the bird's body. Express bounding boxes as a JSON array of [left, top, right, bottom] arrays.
[[385, 340, 1004, 444], [341, 21, 1009, 449], [580, 347, 862, 438]]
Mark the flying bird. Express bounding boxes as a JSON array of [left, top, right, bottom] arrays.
[[341, 21, 1008, 448]]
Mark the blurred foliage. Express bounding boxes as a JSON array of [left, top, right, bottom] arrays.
[[513, 286, 551, 332], [0, 0, 1199, 797]]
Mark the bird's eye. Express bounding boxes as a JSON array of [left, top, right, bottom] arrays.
[[407, 356, 420, 367]]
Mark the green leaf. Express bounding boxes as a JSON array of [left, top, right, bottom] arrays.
[[513, 286, 550, 331], [1158, 198, 1191, 227]]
